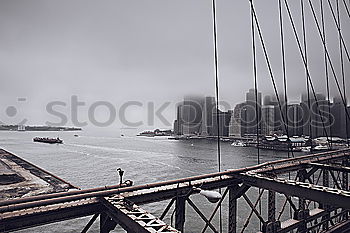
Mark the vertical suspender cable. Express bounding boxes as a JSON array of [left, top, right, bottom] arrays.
[[342, 0, 350, 20], [306, 0, 350, 138], [320, 0, 332, 148], [326, 0, 350, 65], [250, 0, 295, 158], [301, 0, 313, 149], [282, 0, 330, 142], [278, 0, 292, 218], [211, 0, 222, 232], [211, 0, 221, 174], [250, 0, 260, 165], [250, 3, 263, 230], [336, 0, 349, 146], [278, 0, 290, 158]]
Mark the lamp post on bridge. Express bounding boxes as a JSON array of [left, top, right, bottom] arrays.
[[116, 168, 124, 185]]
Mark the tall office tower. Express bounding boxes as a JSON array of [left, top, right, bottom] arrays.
[[245, 89, 262, 136], [200, 96, 216, 136], [229, 103, 246, 137], [173, 104, 183, 135], [173, 96, 218, 136], [212, 110, 231, 137], [179, 96, 204, 135], [331, 96, 348, 139], [300, 93, 311, 137], [314, 94, 331, 137], [261, 105, 275, 136], [287, 103, 303, 136], [301, 93, 330, 138], [264, 94, 286, 134]]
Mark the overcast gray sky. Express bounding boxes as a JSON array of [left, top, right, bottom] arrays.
[[0, 0, 349, 129]]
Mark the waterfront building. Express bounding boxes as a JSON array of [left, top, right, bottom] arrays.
[[263, 94, 285, 134], [212, 110, 231, 137], [331, 96, 350, 139], [200, 96, 216, 136], [174, 96, 217, 136], [287, 103, 303, 136], [301, 93, 331, 138], [179, 96, 204, 135], [261, 105, 275, 136], [244, 89, 262, 136], [229, 103, 245, 137]]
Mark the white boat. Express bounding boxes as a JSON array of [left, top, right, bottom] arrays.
[[301, 147, 311, 152], [231, 141, 246, 147], [313, 145, 329, 151]]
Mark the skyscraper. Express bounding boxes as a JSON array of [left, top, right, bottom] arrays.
[[180, 96, 204, 135], [263, 94, 285, 134], [173, 96, 217, 136], [331, 96, 348, 139], [261, 105, 275, 136], [200, 97, 215, 136], [244, 89, 262, 136], [287, 103, 303, 136], [212, 110, 231, 137], [229, 103, 246, 137], [301, 93, 331, 138]]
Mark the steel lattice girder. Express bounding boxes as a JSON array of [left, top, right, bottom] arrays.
[[101, 195, 179, 233], [232, 172, 350, 209], [309, 162, 350, 173]]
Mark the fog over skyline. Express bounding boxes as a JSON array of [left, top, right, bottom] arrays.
[[0, 0, 349, 130]]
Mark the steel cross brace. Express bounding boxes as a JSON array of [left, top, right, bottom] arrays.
[[101, 195, 179, 233]]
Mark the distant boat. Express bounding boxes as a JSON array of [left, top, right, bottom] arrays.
[[301, 147, 311, 152], [313, 145, 330, 151], [74, 134, 79, 137], [231, 141, 246, 147], [33, 137, 63, 144]]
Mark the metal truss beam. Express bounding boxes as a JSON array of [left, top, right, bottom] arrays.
[[101, 195, 179, 233], [124, 175, 238, 204], [0, 199, 103, 232], [309, 162, 350, 174], [81, 214, 99, 233], [187, 198, 218, 233], [160, 198, 175, 220], [256, 150, 350, 175], [233, 172, 350, 209]]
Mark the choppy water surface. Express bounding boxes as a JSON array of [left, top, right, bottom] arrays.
[[0, 130, 298, 232]]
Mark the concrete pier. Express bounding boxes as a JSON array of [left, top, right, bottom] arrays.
[[0, 149, 76, 201]]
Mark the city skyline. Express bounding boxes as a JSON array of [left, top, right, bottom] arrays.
[[173, 89, 350, 139]]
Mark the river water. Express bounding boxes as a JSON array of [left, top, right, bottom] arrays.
[[0, 130, 301, 232]]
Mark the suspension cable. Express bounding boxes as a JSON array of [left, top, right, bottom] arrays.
[[282, 0, 330, 141], [342, 0, 350, 20], [336, 0, 349, 145], [301, 0, 314, 147], [250, 0, 295, 158], [306, 0, 350, 128], [210, 0, 222, 232], [278, 0, 291, 157], [250, 0, 260, 165], [320, 0, 333, 148], [326, 0, 350, 64]]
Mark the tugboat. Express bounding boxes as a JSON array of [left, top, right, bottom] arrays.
[[33, 137, 63, 144]]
